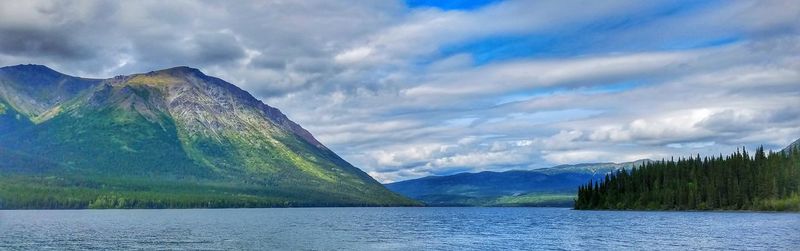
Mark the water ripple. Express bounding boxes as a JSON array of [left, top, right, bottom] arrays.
[[0, 208, 798, 250]]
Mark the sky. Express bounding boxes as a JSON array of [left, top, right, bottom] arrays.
[[0, 0, 798, 183]]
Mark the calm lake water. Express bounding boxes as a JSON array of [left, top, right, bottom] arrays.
[[0, 207, 798, 250]]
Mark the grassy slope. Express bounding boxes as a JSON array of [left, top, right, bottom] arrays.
[[0, 100, 32, 136], [0, 105, 417, 208]]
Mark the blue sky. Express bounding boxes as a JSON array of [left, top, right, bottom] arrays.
[[406, 0, 502, 10], [0, 0, 798, 182], [423, 0, 739, 65]]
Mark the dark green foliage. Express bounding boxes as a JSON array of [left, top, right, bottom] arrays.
[[2, 106, 212, 178], [0, 101, 32, 135], [575, 146, 800, 211], [0, 175, 409, 209]]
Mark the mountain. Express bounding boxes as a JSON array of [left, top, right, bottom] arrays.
[[0, 64, 418, 208], [385, 160, 649, 207], [783, 138, 800, 154]]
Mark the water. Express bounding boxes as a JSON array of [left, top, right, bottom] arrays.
[[0, 208, 797, 250]]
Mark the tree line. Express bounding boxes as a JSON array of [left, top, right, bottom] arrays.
[[575, 146, 800, 211], [0, 175, 404, 209]]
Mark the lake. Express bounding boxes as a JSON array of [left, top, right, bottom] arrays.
[[0, 207, 798, 250]]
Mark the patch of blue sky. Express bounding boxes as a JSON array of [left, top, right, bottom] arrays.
[[445, 117, 479, 127], [579, 80, 646, 95], [658, 36, 741, 51], [486, 109, 603, 126], [667, 141, 716, 149], [493, 81, 644, 107], [493, 87, 565, 106], [428, 0, 736, 66], [438, 34, 565, 65], [405, 0, 502, 11]]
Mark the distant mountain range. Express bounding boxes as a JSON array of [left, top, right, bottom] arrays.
[[385, 160, 649, 207], [389, 137, 800, 207], [0, 64, 417, 208]]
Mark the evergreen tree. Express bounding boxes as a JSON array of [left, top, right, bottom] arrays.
[[575, 146, 800, 211]]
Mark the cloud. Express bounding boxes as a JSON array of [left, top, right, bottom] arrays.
[[1, 0, 798, 182], [402, 50, 697, 98], [333, 0, 667, 65]]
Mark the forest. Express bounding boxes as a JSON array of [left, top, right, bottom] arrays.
[[575, 146, 800, 211], [0, 174, 410, 209]]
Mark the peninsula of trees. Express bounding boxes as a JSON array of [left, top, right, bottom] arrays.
[[575, 146, 800, 211]]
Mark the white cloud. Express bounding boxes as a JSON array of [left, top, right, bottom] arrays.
[[403, 50, 698, 98]]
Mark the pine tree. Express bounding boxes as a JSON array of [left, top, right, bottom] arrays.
[[575, 146, 800, 211]]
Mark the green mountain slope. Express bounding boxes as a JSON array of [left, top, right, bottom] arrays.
[[0, 64, 418, 208]]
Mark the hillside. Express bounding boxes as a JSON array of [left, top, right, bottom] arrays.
[[783, 138, 800, 153], [0, 64, 418, 208], [385, 160, 648, 207]]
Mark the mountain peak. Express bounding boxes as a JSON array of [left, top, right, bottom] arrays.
[[152, 66, 204, 76], [0, 64, 62, 77], [0, 64, 100, 119], [0, 64, 417, 207], [1, 63, 53, 70], [125, 66, 207, 86]]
